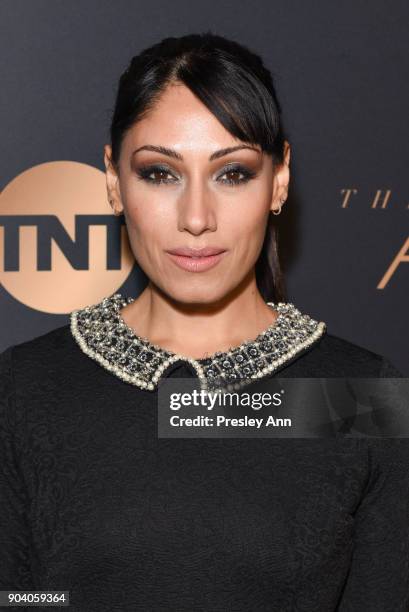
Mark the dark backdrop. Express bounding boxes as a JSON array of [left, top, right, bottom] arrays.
[[0, 0, 407, 373]]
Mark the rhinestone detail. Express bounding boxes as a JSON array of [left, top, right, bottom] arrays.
[[70, 293, 327, 394]]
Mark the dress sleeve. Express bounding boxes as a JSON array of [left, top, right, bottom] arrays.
[[336, 438, 409, 611], [0, 346, 34, 590]]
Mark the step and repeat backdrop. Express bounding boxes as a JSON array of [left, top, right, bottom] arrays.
[[1, 1, 408, 373]]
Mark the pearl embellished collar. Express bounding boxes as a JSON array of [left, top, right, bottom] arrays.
[[70, 293, 326, 393]]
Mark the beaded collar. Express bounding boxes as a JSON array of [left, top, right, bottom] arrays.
[[70, 293, 326, 394]]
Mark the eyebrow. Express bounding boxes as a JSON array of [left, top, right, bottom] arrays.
[[131, 144, 261, 161]]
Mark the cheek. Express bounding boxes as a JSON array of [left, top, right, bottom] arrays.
[[121, 179, 172, 231], [122, 197, 176, 268], [222, 193, 270, 251]]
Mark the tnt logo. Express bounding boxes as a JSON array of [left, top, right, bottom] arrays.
[[0, 161, 134, 313]]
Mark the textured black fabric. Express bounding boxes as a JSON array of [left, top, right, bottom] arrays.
[[0, 323, 408, 611]]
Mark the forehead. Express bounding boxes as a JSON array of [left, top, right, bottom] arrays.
[[123, 82, 241, 152]]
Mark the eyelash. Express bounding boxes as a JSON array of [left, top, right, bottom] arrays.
[[135, 164, 257, 186]]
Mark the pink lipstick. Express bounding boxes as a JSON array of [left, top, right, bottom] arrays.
[[165, 246, 227, 272]]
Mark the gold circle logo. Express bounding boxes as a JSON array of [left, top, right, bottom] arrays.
[[0, 161, 134, 313]]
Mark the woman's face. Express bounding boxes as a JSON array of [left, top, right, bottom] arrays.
[[105, 82, 290, 305]]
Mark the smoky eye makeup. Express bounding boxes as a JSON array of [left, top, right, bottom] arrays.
[[134, 163, 179, 185], [133, 161, 259, 186], [215, 163, 258, 185]]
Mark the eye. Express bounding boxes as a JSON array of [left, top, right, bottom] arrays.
[[136, 164, 178, 185], [135, 162, 257, 186], [217, 164, 257, 186]]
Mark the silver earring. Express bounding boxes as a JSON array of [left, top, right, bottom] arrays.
[[272, 197, 285, 216]]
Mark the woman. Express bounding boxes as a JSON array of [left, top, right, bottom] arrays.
[[1, 32, 408, 611]]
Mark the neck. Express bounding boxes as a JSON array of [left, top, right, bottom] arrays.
[[119, 274, 279, 360]]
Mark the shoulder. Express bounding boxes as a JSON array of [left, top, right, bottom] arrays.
[[1, 323, 72, 361], [0, 325, 73, 444], [0, 323, 95, 386], [290, 331, 402, 377]]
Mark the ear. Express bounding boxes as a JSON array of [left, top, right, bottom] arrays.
[[104, 144, 124, 216], [270, 140, 291, 214]]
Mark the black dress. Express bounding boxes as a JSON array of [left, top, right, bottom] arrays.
[[0, 293, 408, 612]]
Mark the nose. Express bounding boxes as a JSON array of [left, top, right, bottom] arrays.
[[177, 175, 217, 235]]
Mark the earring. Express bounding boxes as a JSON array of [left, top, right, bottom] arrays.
[[272, 196, 286, 216]]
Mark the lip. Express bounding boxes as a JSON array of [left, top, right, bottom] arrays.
[[165, 247, 227, 272], [166, 247, 226, 257]]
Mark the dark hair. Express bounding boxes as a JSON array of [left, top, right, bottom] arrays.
[[109, 31, 287, 303]]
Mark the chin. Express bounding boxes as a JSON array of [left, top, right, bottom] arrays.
[[162, 284, 229, 306]]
